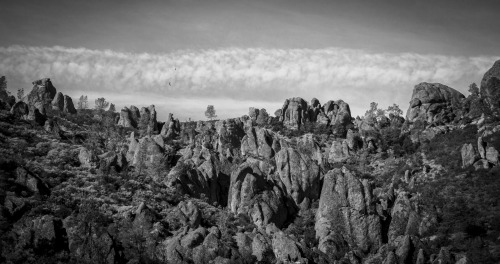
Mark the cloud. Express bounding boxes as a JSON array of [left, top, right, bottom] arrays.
[[0, 45, 498, 119]]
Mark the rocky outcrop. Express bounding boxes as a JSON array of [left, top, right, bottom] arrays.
[[328, 140, 351, 163], [126, 135, 163, 168], [24, 78, 57, 115], [406, 82, 464, 124], [118, 105, 146, 129], [52, 92, 65, 111], [228, 161, 292, 228], [275, 147, 321, 209], [461, 143, 479, 168], [63, 95, 77, 114], [117, 107, 136, 128], [241, 127, 279, 159], [213, 118, 245, 156], [323, 100, 352, 128], [27, 106, 47, 125], [315, 168, 381, 257], [480, 60, 500, 110], [280, 97, 309, 129], [272, 231, 307, 263], [10, 101, 29, 119], [138, 105, 158, 134], [160, 113, 181, 139]]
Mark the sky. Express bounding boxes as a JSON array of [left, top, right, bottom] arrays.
[[1, 0, 499, 120]]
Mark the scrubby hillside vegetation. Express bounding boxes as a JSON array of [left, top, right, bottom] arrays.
[[1, 61, 500, 264]]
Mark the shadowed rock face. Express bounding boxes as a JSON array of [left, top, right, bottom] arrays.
[[241, 127, 278, 159], [406, 82, 465, 124], [315, 168, 381, 257], [228, 161, 292, 228], [63, 95, 77, 114]]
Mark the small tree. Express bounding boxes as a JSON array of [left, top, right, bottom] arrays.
[[205, 105, 217, 120], [17, 88, 24, 101], [365, 102, 378, 117], [77, 95, 88, 109], [468, 83, 479, 97], [386, 104, 403, 117], [95, 97, 109, 111]]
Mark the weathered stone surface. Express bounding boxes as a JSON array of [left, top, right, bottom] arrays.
[[328, 140, 350, 163], [228, 161, 291, 228], [117, 107, 135, 128], [486, 146, 499, 165], [24, 78, 57, 114], [323, 99, 352, 127], [252, 232, 273, 261], [406, 82, 464, 124], [280, 97, 309, 129], [275, 147, 321, 209], [241, 127, 277, 159], [461, 143, 479, 168], [160, 113, 181, 139], [52, 92, 64, 111], [177, 200, 202, 228], [388, 192, 412, 242], [272, 231, 305, 263], [315, 168, 381, 256], [477, 137, 486, 159]]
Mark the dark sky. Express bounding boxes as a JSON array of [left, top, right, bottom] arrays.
[[1, 0, 499, 119]]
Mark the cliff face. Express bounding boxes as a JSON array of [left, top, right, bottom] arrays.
[[0, 63, 500, 264]]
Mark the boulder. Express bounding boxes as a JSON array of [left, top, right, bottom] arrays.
[[461, 143, 479, 168], [275, 147, 321, 209], [405, 82, 464, 124], [63, 95, 77, 114], [315, 168, 381, 256], [228, 161, 292, 228], [486, 146, 499, 165], [177, 200, 202, 228], [78, 147, 98, 168], [272, 231, 306, 263], [52, 92, 64, 111], [24, 78, 57, 114]]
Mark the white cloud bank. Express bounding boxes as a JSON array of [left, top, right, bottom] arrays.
[[0, 45, 497, 120]]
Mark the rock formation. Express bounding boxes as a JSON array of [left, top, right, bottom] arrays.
[[63, 95, 77, 114], [52, 92, 64, 111], [315, 167, 381, 256], [275, 147, 321, 209], [228, 161, 292, 228], [24, 78, 57, 115], [280, 97, 309, 129], [406, 82, 465, 124], [480, 60, 500, 110]]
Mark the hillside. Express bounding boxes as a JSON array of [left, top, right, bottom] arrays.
[[1, 61, 500, 264]]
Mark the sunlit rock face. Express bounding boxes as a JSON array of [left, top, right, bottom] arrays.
[[405, 82, 464, 124]]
